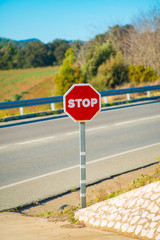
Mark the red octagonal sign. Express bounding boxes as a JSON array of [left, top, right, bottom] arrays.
[[63, 84, 101, 122]]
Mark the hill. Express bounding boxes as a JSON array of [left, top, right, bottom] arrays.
[[0, 37, 72, 69], [0, 37, 41, 49]]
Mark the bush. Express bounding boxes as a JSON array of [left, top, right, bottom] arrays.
[[90, 51, 129, 90], [83, 41, 115, 81], [128, 65, 158, 84]]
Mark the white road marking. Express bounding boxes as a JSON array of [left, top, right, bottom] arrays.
[[87, 142, 160, 165], [87, 125, 108, 132], [0, 142, 159, 190], [114, 115, 160, 126], [17, 136, 56, 145], [0, 146, 7, 150], [0, 163, 79, 190], [0, 114, 159, 150], [66, 125, 108, 136], [65, 131, 79, 136], [0, 136, 56, 149]]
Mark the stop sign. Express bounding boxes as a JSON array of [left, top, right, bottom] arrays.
[[63, 84, 101, 122]]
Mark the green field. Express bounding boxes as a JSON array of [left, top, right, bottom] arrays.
[[0, 67, 59, 117]]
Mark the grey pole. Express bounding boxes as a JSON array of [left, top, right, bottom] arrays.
[[79, 122, 86, 208]]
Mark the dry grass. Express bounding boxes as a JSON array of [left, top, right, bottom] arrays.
[[102, 79, 160, 104], [0, 68, 160, 118], [0, 67, 59, 117], [35, 160, 160, 224]]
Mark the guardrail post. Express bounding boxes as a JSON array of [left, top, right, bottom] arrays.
[[103, 96, 108, 104], [147, 91, 151, 98], [127, 93, 130, 101], [51, 103, 55, 111], [20, 107, 24, 115]]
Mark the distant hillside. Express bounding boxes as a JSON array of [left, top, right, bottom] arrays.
[[0, 37, 41, 49]]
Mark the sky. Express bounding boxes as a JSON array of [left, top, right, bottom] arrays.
[[0, 0, 159, 43]]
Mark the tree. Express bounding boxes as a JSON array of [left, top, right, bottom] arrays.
[[0, 41, 18, 69], [16, 48, 26, 68], [94, 33, 109, 44], [83, 40, 115, 81], [108, 25, 132, 52], [90, 51, 129, 90], [17, 42, 51, 68], [71, 40, 84, 62], [54, 48, 84, 96], [49, 39, 70, 65], [123, 6, 160, 76], [74, 40, 93, 68]]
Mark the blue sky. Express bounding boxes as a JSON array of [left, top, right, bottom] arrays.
[[0, 0, 159, 43]]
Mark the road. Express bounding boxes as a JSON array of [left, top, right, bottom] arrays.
[[0, 99, 160, 210]]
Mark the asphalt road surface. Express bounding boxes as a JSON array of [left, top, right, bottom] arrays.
[[0, 99, 160, 210]]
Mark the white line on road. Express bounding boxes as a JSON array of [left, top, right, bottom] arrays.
[[0, 142, 159, 190], [65, 131, 79, 136], [0, 136, 56, 149], [86, 125, 108, 132], [87, 142, 160, 165], [17, 136, 56, 145], [114, 115, 160, 126], [0, 146, 7, 150], [65, 125, 108, 136], [0, 114, 159, 150], [0, 164, 79, 190]]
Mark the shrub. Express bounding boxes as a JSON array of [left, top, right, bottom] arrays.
[[83, 41, 115, 81], [90, 51, 129, 90], [128, 65, 158, 84]]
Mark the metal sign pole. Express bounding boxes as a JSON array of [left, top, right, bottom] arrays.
[[79, 122, 86, 208]]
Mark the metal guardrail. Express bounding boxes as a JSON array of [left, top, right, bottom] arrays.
[[0, 85, 160, 116], [0, 95, 63, 110], [100, 85, 160, 104]]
